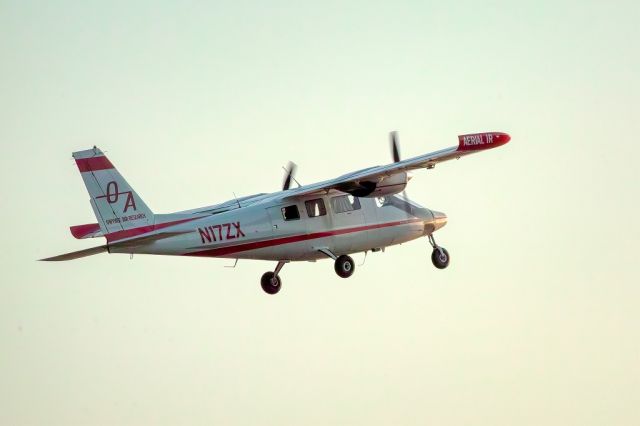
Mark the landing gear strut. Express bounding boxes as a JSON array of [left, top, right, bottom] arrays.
[[334, 255, 355, 278], [261, 261, 286, 295], [428, 234, 450, 269]]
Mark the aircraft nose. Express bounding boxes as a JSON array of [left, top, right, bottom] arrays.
[[430, 210, 447, 231]]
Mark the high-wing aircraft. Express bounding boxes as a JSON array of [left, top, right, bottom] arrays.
[[42, 131, 510, 294]]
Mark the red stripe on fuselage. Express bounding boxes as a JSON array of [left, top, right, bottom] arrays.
[[105, 217, 203, 243], [75, 156, 115, 172], [185, 218, 423, 258]]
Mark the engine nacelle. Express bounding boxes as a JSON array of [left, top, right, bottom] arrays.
[[338, 172, 408, 197]]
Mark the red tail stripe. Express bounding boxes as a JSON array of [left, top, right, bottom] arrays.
[[75, 156, 114, 172], [105, 217, 203, 243]]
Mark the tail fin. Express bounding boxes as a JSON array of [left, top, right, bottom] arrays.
[[73, 147, 154, 239]]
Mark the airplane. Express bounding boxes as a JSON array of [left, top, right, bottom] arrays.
[[42, 131, 511, 294]]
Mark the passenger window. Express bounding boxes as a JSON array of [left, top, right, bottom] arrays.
[[305, 198, 327, 217], [330, 195, 361, 213], [281, 205, 300, 220]]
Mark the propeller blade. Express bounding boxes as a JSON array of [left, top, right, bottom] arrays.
[[390, 131, 400, 163], [389, 131, 412, 218], [282, 161, 297, 191]]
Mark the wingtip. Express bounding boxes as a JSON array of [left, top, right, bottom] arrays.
[[457, 132, 510, 151], [39, 256, 59, 262]]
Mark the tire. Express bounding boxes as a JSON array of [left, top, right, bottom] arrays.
[[334, 255, 355, 278], [431, 247, 450, 269], [260, 272, 282, 295]]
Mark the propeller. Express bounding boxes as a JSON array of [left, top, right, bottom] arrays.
[[390, 131, 401, 163], [282, 161, 298, 191], [389, 131, 413, 216]]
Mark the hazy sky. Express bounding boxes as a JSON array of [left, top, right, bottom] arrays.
[[1, 1, 638, 425]]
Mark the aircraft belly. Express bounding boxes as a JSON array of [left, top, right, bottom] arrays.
[[234, 237, 332, 261]]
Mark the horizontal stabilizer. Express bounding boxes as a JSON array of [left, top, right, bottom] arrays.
[[70, 223, 103, 239], [40, 245, 108, 261], [40, 230, 192, 261]]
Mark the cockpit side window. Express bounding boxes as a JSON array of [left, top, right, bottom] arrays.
[[281, 205, 300, 220], [331, 195, 361, 213]]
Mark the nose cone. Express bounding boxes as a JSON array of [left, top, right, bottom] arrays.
[[430, 210, 448, 231]]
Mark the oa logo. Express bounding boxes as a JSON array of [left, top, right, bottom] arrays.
[[99, 181, 137, 213]]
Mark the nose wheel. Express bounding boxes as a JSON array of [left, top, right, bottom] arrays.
[[428, 234, 450, 269]]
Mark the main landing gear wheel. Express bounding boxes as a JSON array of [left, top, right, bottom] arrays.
[[334, 255, 355, 278], [261, 261, 286, 295], [428, 234, 450, 269], [261, 272, 282, 295], [431, 247, 450, 269]]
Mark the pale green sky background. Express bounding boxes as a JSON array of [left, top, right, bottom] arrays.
[[1, 1, 639, 425]]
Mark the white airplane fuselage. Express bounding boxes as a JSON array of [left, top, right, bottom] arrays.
[[44, 131, 510, 294], [110, 191, 447, 261]]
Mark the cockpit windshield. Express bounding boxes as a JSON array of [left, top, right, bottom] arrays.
[[375, 194, 426, 217]]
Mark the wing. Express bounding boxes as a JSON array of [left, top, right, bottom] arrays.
[[174, 192, 269, 215], [283, 132, 510, 199]]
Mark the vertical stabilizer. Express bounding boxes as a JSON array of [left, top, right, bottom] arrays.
[[73, 147, 154, 240]]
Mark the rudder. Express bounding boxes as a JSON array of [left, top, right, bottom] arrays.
[[73, 147, 154, 239]]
